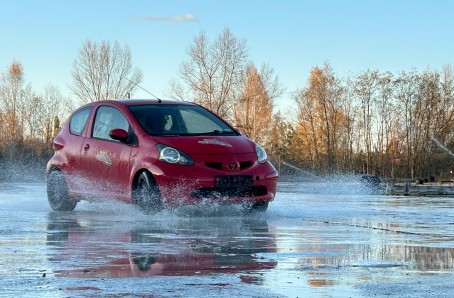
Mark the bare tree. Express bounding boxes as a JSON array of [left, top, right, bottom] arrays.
[[70, 40, 143, 104], [172, 28, 247, 120], [375, 72, 395, 176], [394, 71, 419, 178], [354, 70, 380, 174], [43, 86, 67, 139]]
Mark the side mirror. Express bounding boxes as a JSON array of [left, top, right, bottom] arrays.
[[109, 128, 129, 142]]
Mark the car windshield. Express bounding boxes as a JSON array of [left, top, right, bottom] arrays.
[[129, 104, 238, 136]]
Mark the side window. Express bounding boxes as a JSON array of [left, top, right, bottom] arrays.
[[70, 107, 92, 136], [92, 106, 129, 141]]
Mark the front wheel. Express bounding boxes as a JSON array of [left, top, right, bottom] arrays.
[[47, 171, 77, 211], [133, 172, 162, 213]]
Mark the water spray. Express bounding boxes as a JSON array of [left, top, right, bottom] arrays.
[[282, 162, 319, 179], [430, 135, 454, 159]]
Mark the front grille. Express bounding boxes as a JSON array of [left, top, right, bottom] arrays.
[[205, 162, 223, 170], [239, 161, 253, 169], [190, 186, 267, 199], [205, 161, 253, 171]]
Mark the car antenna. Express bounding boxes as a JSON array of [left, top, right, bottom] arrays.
[[125, 78, 162, 103]]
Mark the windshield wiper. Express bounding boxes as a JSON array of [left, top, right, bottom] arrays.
[[194, 130, 235, 136]]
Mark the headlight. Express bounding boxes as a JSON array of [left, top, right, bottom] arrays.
[[157, 144, 194, 165], [255, 144, 268, 164]]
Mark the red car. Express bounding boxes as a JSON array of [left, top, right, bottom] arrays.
[[46, 99, 278, 213]]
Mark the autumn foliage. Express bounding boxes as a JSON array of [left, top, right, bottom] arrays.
[[286, 64, 454, 180]]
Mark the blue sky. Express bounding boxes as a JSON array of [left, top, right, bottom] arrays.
[[1, 0, 454, 112]]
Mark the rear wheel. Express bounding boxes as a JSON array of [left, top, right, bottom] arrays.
[[243, 201, 269, 214], [47, 170, 77, 211], [133, 171, 162, 213]]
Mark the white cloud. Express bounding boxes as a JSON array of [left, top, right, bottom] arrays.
[[134, 13, 198, 23]]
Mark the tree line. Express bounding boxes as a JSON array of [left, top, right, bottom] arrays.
[[1, 28, 453, 181], [0, 62, 65, 180], [288, 64, 454, 180]]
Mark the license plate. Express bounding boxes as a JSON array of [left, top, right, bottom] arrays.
[[215, 175, 253, 188]]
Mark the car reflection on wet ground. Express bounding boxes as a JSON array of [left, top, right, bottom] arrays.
[[1, 181, 454, 297], [46, 212, 277, 279]]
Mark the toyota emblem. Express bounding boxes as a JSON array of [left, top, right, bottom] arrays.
[[226, 161, 240, 171]]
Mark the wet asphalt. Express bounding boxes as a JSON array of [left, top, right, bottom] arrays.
[[0, 180, 454, 297]]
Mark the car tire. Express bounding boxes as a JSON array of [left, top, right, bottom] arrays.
[[243, 201, 269, 214], [47, 170, 77, 211], [133, 171, 163, 213]]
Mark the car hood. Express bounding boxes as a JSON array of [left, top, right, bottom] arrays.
[[152, 136, 256, 154]]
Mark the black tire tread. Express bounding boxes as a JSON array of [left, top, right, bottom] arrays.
[[47, 170, 77, 211]]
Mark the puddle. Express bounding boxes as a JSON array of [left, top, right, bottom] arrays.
[[1, 182, 454, 297]]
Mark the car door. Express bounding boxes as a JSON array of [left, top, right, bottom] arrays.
[[81, 105, 134, 200], [62, 106, 94, 193]]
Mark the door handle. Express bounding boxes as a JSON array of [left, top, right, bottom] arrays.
[[84, 144, 90, 151]]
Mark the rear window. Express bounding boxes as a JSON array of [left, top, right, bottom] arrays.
[[69, 107, 92, 136], [129, 104, 237, 136]]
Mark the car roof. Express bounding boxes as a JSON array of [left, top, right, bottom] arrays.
[[117, 99, 195, 106], [80, 99, 196, 108]]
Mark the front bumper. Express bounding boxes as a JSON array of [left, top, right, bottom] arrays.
[[153, 161, 278, 206]]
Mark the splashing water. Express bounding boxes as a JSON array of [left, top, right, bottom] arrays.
[[278, 162, 381, 198], [282, 162, 319, 179], [430, 135, 454, 159]]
